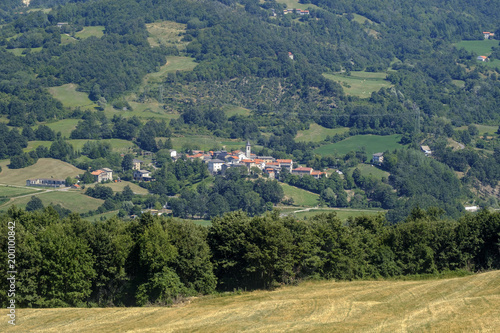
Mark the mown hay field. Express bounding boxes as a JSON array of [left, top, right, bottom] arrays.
[[0, 158, 83, 186], [295, 124, 349, 143], [2, 270, 499, 332], [323, 71, 392, 98], [313, 134, 403, 160]]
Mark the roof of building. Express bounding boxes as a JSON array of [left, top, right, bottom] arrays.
[[91, 170, 105, 175], [136, 170, 150, 174], [293, 167, 313, 172], [277, 159, 293, 163], [132, 159, 143, 163], [373, 152, 384, 157], [209, 159, 225, 163], [28, 178, 65, 182], [101, 168, 113, 172], [421, 145, 431, 151]]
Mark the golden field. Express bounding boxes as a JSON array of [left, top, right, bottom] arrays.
[[2, 270, 500, 332]]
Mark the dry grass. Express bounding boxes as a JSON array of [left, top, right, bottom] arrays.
[[146, 20, 189, 50], [2, 271, 500, 332], [0, 158, 84, 186]]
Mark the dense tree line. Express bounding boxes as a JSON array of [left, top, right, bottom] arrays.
[[1, 206, 499, 307]]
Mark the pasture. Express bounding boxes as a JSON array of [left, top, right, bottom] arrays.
[[295, 124, 349, 142], [323, 71, 392, 98], [281, 183, 319, 207], [3, 270, 499, 332], [455, 39, 498, 56], [291, 208, 385, 221], [74, 26, 105, 39], [85, 181, 149, 195], [146, 20, 189, 50], [33, 119, 80, 138], [313, 134, 403, 160], [67, 139, 136, 152], [0, 158, 83, 186], [48, 84, 96, 109], [349, 163, 390, 180], [0, 190, 103, 213]]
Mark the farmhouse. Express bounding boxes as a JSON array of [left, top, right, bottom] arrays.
[[372, 152, 384, 165], [483, 32, 495, 39], [134, 170, 152, 181], [92, 168, 113, 182], [132, 159, 143, 170], [421, 145, 432, 156], [26, 178, 66, 187]]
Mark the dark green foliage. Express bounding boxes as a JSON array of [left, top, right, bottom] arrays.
[[26, 196, 44, 211]]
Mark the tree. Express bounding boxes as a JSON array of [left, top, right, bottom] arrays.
[[121, 154, 134, 171], [26, 196, 44, 211]]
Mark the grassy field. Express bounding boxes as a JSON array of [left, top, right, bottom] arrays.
[[313, 134, 403, 160], [67, 139, 136, 152], [0, 185, 42, 198], [85, 181, 149, 195], [323, 71, 392, 98], [5, 47, 43, 56], [223, 105, 251, 117], [23, 141, 52, 153], [0, 158, 84, 186], [295, 124, 349, 142], [48, 84, 96, 109], [74, 26, 105, 39], [4, 270, 499, 332], [456, 124, 499, 136], [146, 20, 189, 50], [454, 40, 500, 68], [60, 34, 77, 45], [455, 39, 498, 56], [33, 119, 80, 138], [102, 103, 180, 121], [348, 163, 390, 179], [142, 56, 198, 85], [291, 208, 385, 221], [0, 190, 103, 213], [281, 183, 319, 207]]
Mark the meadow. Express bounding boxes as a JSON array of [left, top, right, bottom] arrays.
[[313, 134, 403, 160], [348, 163, 390, 180], [85, 181, 149, 195], [323, 71, 392, 98], [74, 26, 105, 39], [33, 119, 80, 138], [0, 190, 103, 213], [3, 270, 499, 332], [295, 124, 349, 142], [280, 183, 319, 207], [146, 20, 190, 50], [454, 39, 500, 68], [48, 84, 96, 109], [0, 158, 83, 186], [291, 207, 385, 221]]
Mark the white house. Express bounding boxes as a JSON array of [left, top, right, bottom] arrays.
[[208, 159, 225, 174], [372, 152, 384, 165], [133, 169, 151, 180]]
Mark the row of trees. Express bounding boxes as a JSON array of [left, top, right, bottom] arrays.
[[1, 206, 499, 307]]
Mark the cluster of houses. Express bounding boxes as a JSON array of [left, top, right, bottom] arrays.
[[186, 141, 327, 179], [283, 9, 310, 15]]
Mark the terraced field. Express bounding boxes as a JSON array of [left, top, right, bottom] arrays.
[[3, 270, 499, 332]]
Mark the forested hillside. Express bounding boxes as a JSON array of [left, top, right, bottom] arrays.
[[0, 0, 500, 231]]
